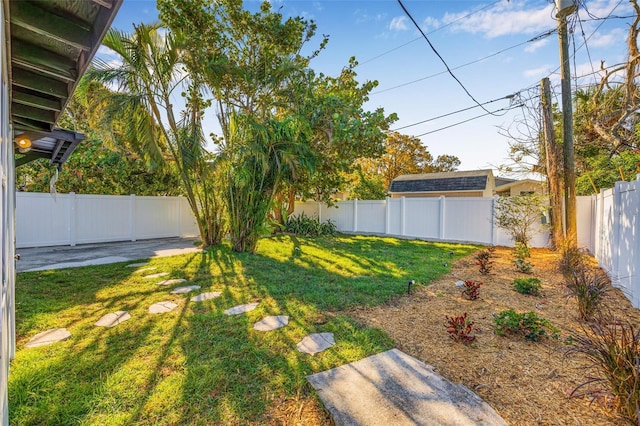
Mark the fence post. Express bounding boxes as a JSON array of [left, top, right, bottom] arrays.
[[69, 192, 76, 246], [177, 196, 182, 238], [491, 196, 498, 246], [612, 182, 622, 285], [385, 197, 390, 235], [439, 196, 445, 241], [130, 194, 136, 242], [353, 199, 358, 233], [400, 197, 406, 236], [318, 201, 323, 223]]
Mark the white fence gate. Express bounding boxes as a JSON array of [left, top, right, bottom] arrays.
[[16, 192, 199, 248]]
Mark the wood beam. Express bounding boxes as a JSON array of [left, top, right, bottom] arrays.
[[89, 0, 114, 9], [10, 1, 92, 51], [13, 91, 62, 112], [16, 129, 84, 143], [12, 103, 57, 125], [15, 151, 50, 167], [12, 116, 51, 132], [12, 68, 69, 98], [12, 39, 77, 82]]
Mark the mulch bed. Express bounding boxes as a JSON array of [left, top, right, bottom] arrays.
[[346, 246, 640, 426]]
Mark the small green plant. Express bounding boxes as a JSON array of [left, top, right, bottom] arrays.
[[461, 280, 482, 300], [284, 212, 336, 236], [513, 241, 530, 258], [558, 240, 585, 278], [475, 250, 493, 275], [512, 277, 542, 296], [445, 313, 477, 344], [567, 314, 640, 424], [513, 241, 534, 273], [493, 309, 559, 341], [566, 266, 609, 320]]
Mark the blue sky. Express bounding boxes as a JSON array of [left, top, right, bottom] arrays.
[[107, 0, 634, 174]]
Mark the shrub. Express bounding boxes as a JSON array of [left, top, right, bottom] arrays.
[[475, 250, 493, 275], [284, 213, 336, 236], [567, 315, 640, 424], [513, 241, 534, 274], [445, 313, 477, 344], [493, 309, 559, 341], [461, 280, 482, 300], [566, 266, 609, 320], [558, 243, 586, 278], [494, 193, 548, 247], [512, 277, 542, 296]]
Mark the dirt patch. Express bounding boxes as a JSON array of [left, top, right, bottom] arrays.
[[346, 246, 640, 426]]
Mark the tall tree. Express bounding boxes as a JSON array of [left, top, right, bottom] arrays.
[[357, 132, 460, 192], [88, 24, 225, 246], [159, 0, 395, 250]]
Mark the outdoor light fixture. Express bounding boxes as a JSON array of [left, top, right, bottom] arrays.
[[15, 136, 31, 151]]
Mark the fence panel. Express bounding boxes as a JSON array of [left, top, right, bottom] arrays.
[[387, 198, 402, 235], [75, 194, 130, 244], [404, 198, 440, 239], [356, 200, 386, 234], [134, 196, 180, 240], [443, 197, 494, 244], [16, 193, 72, 247]]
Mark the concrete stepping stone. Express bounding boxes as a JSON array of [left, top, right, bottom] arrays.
[[253, 315, 289, 331], [158, 278, 187, 286], [25, 328, 71, 348], [134, 266, 156, 273], [95, 311, 131, 327], [190, 292, 221, 302], [170, 285, 201, 294], [307, 348, 507, 425], [224, 302, 259, 315], [297, 332, 335, 355], [126, 262, 148, 268], [149, 301, 178, 314], [143, 272, 169, 279]]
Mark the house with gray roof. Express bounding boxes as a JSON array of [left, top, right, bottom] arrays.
[[388, 170, 544, 198]]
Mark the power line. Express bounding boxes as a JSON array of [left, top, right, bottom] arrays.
[[390, 94, 515, 131], [371, 29, 556, 96], [358, 0, 501, 67], [397, 0, 499, 116], [413, 104, 525, 138]]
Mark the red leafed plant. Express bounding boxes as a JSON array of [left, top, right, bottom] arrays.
[[461, 280, 482, 300], [475, 250, 493, 275], [445, 313, 477, 344]]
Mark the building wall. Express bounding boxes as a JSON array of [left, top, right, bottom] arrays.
[[495, 181, 545, 197], [0, 2, 14, 422]]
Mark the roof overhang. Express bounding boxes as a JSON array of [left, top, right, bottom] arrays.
[[7, 0, 123, 167]]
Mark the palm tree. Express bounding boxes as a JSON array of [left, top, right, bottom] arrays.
[[88, 24, 225, 246]]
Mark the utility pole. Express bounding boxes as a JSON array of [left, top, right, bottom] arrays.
[[541, 77, 564, 249], [556, 0, 577, 247]]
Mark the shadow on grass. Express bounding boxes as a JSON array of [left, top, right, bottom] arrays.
[[9, 235, 476, 424]]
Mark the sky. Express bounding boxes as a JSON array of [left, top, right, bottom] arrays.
[[106, 0, 635, 175]]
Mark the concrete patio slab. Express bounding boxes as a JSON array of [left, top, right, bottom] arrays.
[[25, 256, 130, 272], [25, 328, 71, 348], [224, 302, 259, 315], [149, 301, 178, 314], [17, 237, 201, 273], [253, 315, 289, 331], [306, 348, 507, 426], [95, 311, 131, 327], [170, 285, 201, 294], [190, 292, 221, 302], [297, 332, 335, 355]]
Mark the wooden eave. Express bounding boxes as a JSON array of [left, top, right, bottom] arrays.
[[7, 0, 123, 167]]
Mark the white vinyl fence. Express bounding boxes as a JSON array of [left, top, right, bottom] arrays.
[[294, 196, 552, 248], [16, 192, 199, 248], [580, 175, 640, 308]]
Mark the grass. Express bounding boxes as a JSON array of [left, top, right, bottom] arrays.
[[10, 234, 476, 425]]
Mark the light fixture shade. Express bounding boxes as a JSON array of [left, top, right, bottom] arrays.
[[16, 137, 31, 149]]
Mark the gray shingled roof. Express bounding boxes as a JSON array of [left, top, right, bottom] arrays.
[[389, 176, 488, 193]]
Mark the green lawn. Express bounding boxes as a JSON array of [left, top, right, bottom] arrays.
[[10, 234, 476, 425]]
